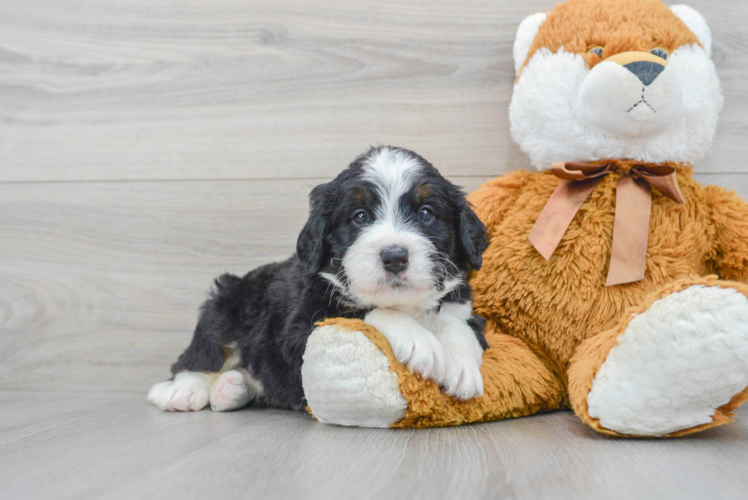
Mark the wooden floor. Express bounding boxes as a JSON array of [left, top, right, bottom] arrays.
[[1, 392, 747, 500], [2, 0, 748, 498]]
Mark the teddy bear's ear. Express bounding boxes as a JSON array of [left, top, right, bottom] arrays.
[[671, 5, 712, 57], [513, 12, 547, 76]]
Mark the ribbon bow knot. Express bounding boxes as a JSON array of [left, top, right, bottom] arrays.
[[528, 161, 686, 286]]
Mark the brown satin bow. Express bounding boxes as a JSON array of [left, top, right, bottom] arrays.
[[528, 161, 686, 286]]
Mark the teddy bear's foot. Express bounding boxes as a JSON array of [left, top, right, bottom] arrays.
[[302, 322, 408, 427], [570, 280, 748, 437]]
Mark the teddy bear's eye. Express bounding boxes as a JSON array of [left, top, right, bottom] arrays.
[[650, 48, 669, 60], [588, 46, 604, 58]]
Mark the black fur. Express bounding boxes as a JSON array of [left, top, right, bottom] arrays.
[[296, 181, 337, 276], [169, 146, 488, 410]]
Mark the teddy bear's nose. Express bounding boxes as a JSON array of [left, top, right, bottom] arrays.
[[623, 60, 665, 86]]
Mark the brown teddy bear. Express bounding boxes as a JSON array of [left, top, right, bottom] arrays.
[[301, 0, 748, 437]]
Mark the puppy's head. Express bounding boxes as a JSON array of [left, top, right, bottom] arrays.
[[296, 146, 487, 310]]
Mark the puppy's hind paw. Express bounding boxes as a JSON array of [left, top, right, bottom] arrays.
[[210, 369, 257, 412], [147, 372, 216, 411]]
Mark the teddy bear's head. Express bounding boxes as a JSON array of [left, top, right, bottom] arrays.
[[509, 0, 722, 169]]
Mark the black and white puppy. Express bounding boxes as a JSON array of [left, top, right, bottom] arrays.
[[148, 146, 488, 413]]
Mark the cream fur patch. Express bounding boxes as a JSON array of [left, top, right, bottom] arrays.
[[301, 324, 407, 427], [587, 285, 748, 436]]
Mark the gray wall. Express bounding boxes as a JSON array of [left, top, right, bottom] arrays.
[[2, 0, 747, 393]]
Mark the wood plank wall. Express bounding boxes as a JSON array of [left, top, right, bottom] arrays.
[[1, 0, 747, 393]]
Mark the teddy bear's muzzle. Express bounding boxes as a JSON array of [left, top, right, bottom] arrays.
[[576, 50, 682, 139], [606, 51, 668, 86]]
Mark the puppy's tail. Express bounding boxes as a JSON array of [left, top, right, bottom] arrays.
[[214, 273, 241, 292], [207, 273, 242, 302]]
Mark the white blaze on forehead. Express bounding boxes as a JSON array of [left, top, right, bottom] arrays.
[[362, 148, 422, 226]]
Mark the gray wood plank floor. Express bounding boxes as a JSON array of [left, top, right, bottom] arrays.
[[2, 0, 748, 498], [1, 392, 747, 500]]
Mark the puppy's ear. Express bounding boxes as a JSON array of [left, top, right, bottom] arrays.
[[449, 184, 488, 270], [297, 181, 336, 276], [456, 203, 488, 270]]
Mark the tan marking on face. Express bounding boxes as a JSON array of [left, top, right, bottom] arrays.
[[414, 183, 432, 203], [352, 187, 374, 205]]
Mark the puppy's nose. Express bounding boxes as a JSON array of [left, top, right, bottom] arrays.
[[623, 60, 665, 86], [380, 246, 409, 275]]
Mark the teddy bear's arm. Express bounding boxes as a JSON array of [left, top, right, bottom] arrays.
[[705, 185, 748, 283]]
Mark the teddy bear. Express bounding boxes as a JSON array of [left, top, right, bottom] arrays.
[[300, 0, 748, 437]]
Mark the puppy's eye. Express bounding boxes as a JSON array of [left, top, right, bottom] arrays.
[[650, 48, 668, 60], [588, 46, 604, 58], [418, 207, 434, 222], [353, 210, 370, 225]]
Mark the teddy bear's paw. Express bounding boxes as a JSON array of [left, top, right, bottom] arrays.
[[209, 369, 260, 412], [302, 324, 408, 427], [147, 372, 216, 412], [587, 285, 748, 436]]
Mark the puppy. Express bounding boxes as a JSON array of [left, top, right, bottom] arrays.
[[147, 146, 488, 412]]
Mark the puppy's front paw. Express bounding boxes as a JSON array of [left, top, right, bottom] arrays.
[[147, 372, 214, 411], [442, 350, 484, 401], [365, 308, 447, 383], [390, 330, 448, 382]]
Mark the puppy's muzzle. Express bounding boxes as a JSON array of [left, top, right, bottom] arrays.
[[380, 246, 409, 275]]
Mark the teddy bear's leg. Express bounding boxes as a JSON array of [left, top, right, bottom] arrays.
[[301, 319, 409, 427], [568, 277, 748, 437], [302, 318, 565, 428]]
